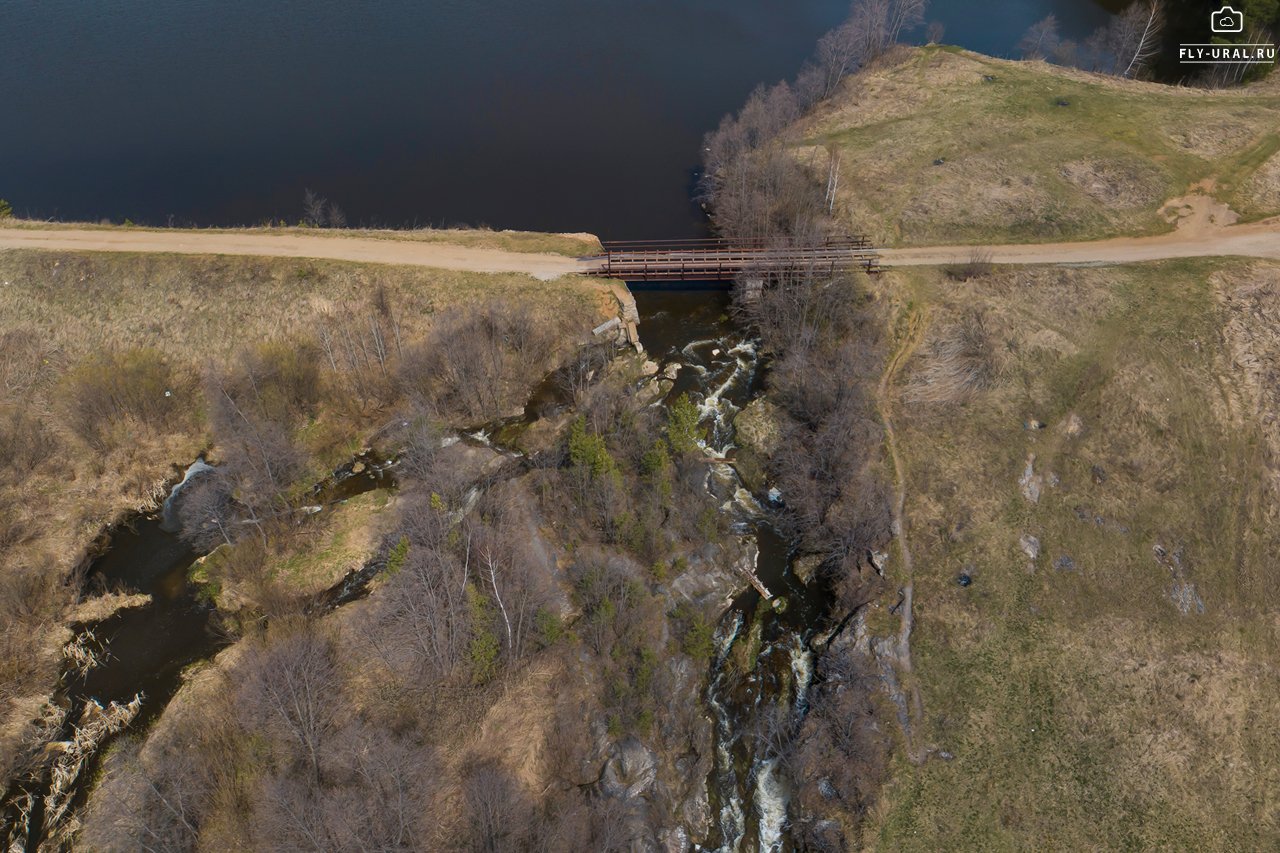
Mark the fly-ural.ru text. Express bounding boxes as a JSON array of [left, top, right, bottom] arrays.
[[1179, 44, 1277, 63]]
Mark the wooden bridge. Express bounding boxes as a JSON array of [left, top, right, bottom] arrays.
[[580, 237, 881, 281]]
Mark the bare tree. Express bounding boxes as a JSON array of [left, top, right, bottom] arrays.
[[846, 0, 926, 60], [926, 20, 945, 45], [175, 469, 237, 551], [1085, 0, 1164, 78], [302, 189, 326, 227], [238, 629, 341, 784], [811, 20, 865, 99], [253, 728, 431, 851], [824, 144, 842, 215], [1019, 14, 1061, 60], [1201, 21, 1271, 87], [460, 760, 532, 852], [1121, 0, 1164, 78], [316, 289, 403, 414], [884, 0, 927, 47]]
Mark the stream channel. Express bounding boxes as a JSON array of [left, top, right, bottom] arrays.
[[633, 288, 829, 852], [5, 287, 829, 851]]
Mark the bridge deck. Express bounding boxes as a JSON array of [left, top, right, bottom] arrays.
[[581, 237, 880, 281]]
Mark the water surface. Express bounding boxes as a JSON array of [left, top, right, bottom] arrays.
[[2, 0, 1117, 237]]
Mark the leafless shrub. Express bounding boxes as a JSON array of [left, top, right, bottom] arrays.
[[0, 564, 67, 707], [944, 247, 994, 281], [253, 728, 432, 850], [175, 469, 238, 551], [396, 416, 446, 485], [400, 301, 560, 422], [59, 348, 189, 451], [0, 406, 56, 482], [79, 736, 206, 853], [0, 328, 58, 399], [790, 644, 891, 832], [217, 339, 322, 430], [554, 342, 615, 408], [205, 340, 320, 529], [358, 494, 474, 691], [459, 760, 533, 852], [906, 310, 1002, 405], [317, 287, 404, 415], [0, 515, 34, 554]]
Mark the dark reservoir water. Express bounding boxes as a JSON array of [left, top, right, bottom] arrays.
[[1, 0, 1118, 238]]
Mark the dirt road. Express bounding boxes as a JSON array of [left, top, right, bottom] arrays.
[[1, 206, 1277, 277], [880, 218, 1280, 267], [0, 227, 586, 280], [882, 195, 1280, 267]]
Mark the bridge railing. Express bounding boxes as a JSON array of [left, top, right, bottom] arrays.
[[582, 236, 880, 280]]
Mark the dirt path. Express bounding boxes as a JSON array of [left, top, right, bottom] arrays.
[[882, 204, 1280, 268], [876, 303, 927, 764], [0, 227, 587, 280]]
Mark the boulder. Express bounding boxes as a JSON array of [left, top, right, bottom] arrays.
[[733, 398, 788, 494], [600, 737, 658, 800], [1019, 454, 1043, 503], [659, 827, 691, 853], [734, 398, 785, 458], [793, 554, 823, 585]]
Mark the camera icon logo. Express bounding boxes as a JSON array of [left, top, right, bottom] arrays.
[[1212, 5, 1244, 33]]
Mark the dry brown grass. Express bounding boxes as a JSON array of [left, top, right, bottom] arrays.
[[1241, 150, 1280, 216], [863, 259, 1280, 848], [904, 310, 1002, 405], [799, 47, 1280, 246]]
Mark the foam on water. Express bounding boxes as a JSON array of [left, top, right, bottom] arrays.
[[754, 757, 788, 853]]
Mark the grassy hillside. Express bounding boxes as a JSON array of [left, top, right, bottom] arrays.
[[800, 47, 1280, 246], [863, 259, 1280, 848]]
